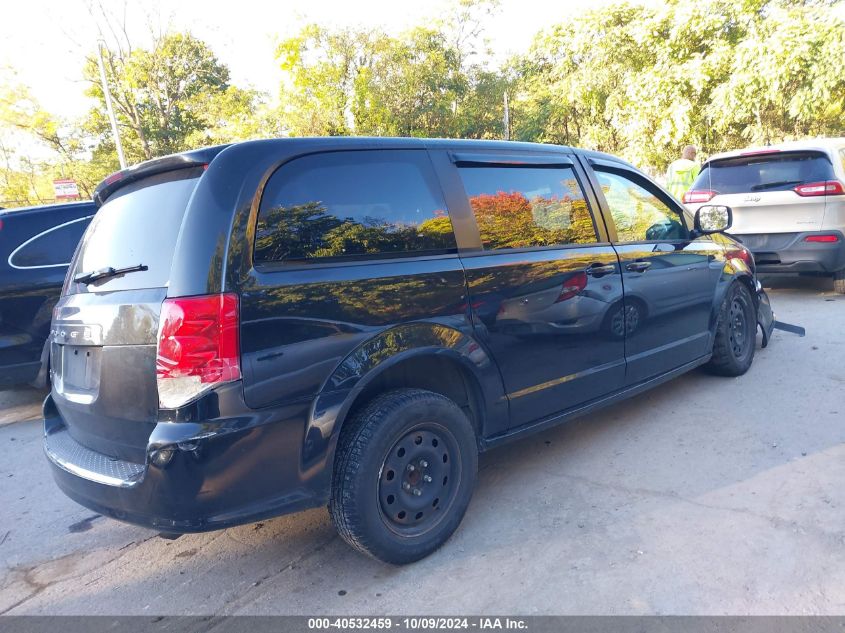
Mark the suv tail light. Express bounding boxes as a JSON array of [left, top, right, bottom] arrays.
[[804, 234, 840, 243], [555, 271, 588, 303], [794, 181, 845, 197], [156, 293, 240, 409], [683, 190, 718, 204]]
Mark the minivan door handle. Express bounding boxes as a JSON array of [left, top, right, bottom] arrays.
[[585, 263, 616, 277], [625, 261, 652, 273]]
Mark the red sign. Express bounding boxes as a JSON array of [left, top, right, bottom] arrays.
[[53, 179, 79, 199]]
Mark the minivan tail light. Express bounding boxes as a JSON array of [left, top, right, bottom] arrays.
[[803, 234, 840, 243], [683, 190, 718, 204], [156, 293, 240, 409], [794, 181, 845, 197]]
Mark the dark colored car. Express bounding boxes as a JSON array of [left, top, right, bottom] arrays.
[[44, 139, 774, 564], [0, 201, 95, 387]]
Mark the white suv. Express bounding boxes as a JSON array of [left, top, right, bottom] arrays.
[[683, 138, 845, 293]]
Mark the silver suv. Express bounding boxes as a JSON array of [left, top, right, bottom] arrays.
[[684, 138, 845, 293]]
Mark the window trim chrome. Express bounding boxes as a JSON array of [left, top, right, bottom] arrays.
[[8, 215, 94, 270]]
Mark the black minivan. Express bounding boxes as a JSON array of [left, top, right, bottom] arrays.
[[44, 138, 774, 564]]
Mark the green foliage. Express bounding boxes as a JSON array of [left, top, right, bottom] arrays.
[[83, 32, 264, 162], [275, 1, 509, 139], [513, 0, 845, 171], [0, 80, 116, 206], [707, 3, 845, 149], [3, 0, 845, 208]]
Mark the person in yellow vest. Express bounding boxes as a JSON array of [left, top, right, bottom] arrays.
[[666, 145, 700, 200]]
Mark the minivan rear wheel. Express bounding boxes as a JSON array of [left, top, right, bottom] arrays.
[[833, 269, 845, 295], [704, 282, 756, 377], [330, 388, 477, 564]]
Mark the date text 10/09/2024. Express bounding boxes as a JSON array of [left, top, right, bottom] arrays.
[[307, 618, 529, 630]]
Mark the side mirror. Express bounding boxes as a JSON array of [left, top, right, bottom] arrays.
[[694, 205, 733, 234]]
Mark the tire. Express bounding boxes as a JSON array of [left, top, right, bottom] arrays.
[[704, 281, 756, 377], [329, 388, 478, 565], [834, 269, 845, 295]]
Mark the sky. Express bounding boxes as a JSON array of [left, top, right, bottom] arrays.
[[0, 0, 634, 122]]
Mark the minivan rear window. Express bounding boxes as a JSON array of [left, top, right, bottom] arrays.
[[67, 168, 202, 294], [692, 151, 835, 194]]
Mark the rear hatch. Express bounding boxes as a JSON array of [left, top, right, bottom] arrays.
[[51, 168, 203, 463], [689, 150, 837, 234]]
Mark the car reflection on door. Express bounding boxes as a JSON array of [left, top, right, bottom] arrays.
[[614, 241, 714, 383]]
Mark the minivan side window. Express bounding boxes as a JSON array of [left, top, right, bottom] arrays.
[[254, 151, 456, 263], [457, 165, 597, 250], [594, 169, 687, 243], [9, 216, 91, 269]]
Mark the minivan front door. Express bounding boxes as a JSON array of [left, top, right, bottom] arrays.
[[440, 152, 626, 429], [588, 162, 714, 384]]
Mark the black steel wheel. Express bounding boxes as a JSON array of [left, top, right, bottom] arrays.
[[728, 296, 751, 358], [705, 281, 756, 376], [378, 424, 461, 536], [330, 388, 477, 565]]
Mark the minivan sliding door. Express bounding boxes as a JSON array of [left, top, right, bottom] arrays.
[[436, 151, 626, 430]]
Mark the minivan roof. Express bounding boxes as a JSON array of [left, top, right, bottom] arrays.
[[226, 137, 575, 152], [705, 137, 845, 164], [92, 137, 641, 206]]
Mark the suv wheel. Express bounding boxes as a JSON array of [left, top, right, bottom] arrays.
[[834, 269, 845, 295], [704, 282, 756, 377], [330, 388, 478, 564]]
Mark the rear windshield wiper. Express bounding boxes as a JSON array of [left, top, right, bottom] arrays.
[[750, 180, 803, 191], [73, 264, 148, 285]]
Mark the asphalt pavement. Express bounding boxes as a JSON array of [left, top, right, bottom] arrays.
[[0, 276, 843, 615]]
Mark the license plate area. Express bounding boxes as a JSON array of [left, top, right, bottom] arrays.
[[54, 344, 102, 401]]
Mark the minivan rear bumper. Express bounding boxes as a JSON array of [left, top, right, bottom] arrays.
[[736, 231, 845, 273], [43, 386, 328, 532]]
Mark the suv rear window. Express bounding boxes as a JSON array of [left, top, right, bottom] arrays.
[[692, 151, 836, 194], [67, 168, 202, 294], [254, 150, 456, 264]]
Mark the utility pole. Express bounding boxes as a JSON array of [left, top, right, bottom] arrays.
[[503, 91, 510, 141], [96, 40, 127, 169]]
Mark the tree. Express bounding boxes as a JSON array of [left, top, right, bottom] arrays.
[[84, 32, 263, 162], [276, 25, 376, 136], [511, 0, 845, 172], [0, 79, 115, 206], [707, 3, 845, 149], [275, 1, 509, 139], [353, 27, 465, 137], [511, 3, 653, 152]]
